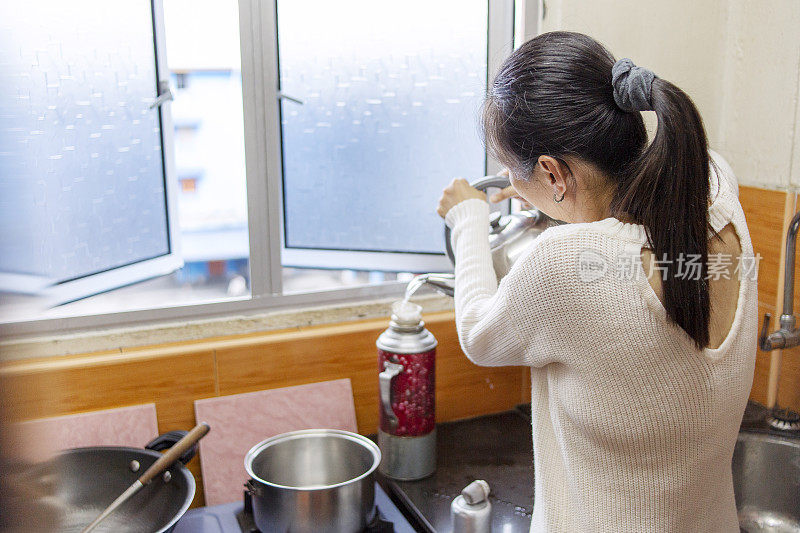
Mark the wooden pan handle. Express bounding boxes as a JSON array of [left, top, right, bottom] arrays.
[[138, 423, 210, 485]]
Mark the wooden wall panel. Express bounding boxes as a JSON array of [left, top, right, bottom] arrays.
[[0, 348, 216, 507], [738, 185, 785, 311], [213, 312, 526, 435], [778, 343, 800, 410], [739, 186, 800, 411], [750, 303, 774, 406], [406, 317, 528, 424], [0, 311, 525, 507]]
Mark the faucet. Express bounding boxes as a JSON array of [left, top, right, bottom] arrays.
[[757, 210, 800, 431], [759, 211, 800, 351]]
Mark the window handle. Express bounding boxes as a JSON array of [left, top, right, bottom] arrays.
[[149, 81, 174, 109], [277, 91, 304, 105]]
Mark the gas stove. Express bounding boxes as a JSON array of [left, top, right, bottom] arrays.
[[173, 407, 534, 533], [173, 483, 415, 533]]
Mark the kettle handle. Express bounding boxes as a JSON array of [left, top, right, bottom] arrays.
[[444, 174, 512, 265], [469, 174, 512, 191]]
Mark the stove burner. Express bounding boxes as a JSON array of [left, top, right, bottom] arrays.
[[235, 489, 394, 533]]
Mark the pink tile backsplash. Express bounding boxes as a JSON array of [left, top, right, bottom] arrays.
[[194, 379, 358, 505], [12, 404, 159, 463]]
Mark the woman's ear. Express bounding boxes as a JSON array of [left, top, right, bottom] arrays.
[[538, 155, 570, 199]]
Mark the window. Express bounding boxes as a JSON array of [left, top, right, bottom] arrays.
[[0, 0, 252, 322], [0, 0, 515, 336], [277, 0, 488, 273], [0, 0, 180, 307]]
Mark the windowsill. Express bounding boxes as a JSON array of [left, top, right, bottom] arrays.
[[0, 293, 454, 362]]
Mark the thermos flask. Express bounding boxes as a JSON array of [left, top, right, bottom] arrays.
[[376, 300, 437, 480]]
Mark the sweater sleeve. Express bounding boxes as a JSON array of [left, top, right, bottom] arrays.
[[445, 199, 529, 367]]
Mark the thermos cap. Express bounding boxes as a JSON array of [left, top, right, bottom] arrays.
[[378, 299, 436, 353], [391, 300, 422, 327], [451, 480, 492, 533], [461, 480, 490, 505]]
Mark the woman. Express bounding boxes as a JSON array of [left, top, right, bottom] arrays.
[[437, 32, 756, 532]]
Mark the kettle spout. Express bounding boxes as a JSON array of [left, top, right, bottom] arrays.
[[412, 273, 455, 298]]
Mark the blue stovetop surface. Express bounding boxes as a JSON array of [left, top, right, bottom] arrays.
[[172, 482, 415, 533]]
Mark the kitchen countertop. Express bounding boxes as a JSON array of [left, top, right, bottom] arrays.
[[175, 401, 795, 533], [379, 400, 799, 533], [378, 405, 534, 532]]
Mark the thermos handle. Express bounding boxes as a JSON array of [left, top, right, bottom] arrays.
[[379, 361, 404, 427], [444, 174, 512, 265]]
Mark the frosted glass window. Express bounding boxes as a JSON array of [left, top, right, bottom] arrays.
[[277, 0, 488, 255], [0, 0, 169, 283]]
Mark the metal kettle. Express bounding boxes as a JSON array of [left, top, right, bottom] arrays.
[[417, 175, 556, 297]]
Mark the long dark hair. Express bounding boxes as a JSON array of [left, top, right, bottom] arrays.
[[484, 31, 711, 348]]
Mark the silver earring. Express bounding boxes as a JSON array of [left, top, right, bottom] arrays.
[[553, 191, 565, 203]]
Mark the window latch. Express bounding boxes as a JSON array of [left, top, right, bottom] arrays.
[[277, 91, 304, 105], [149, 81, 174, 109]]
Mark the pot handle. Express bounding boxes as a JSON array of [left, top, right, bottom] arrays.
[[245, 478, 263, 498], [444, 174, 512, 265], [379, 361, 404, 428], [145, 430, 198, 465]]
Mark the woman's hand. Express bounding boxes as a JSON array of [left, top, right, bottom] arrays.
[[488, 185, 519, 203], [437, 178, 487, 219], [489, 186, 533, 210], [488, 170, 532, 207]]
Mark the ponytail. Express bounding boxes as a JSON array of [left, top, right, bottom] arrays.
[[484, 31, 712, 348], [612, 79, 711, 348]]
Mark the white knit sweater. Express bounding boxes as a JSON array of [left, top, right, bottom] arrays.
[[445, 153, 757, 533]]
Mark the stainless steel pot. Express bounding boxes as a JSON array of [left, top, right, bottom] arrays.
[[244, 429, 381, 533]]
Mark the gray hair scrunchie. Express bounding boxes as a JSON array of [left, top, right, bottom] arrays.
[[612, 58, 656, 112]]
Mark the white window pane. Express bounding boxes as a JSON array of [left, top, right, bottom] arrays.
[[278, 0, 488, 255], [0, 0, 169, 284]]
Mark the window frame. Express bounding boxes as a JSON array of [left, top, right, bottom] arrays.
[[0, 0, 517, 339]]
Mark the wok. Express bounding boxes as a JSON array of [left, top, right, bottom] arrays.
[[51, 431, 197, 533]]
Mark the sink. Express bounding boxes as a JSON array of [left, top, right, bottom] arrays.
[[733, 431, 800, 532]]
